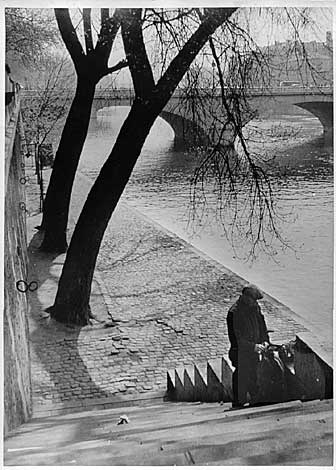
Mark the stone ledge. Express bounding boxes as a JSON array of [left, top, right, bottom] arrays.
[[296, 331, 333, 369], [32, 390, 167, 418]]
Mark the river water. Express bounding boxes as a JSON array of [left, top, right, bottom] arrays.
[[79, 105, 333, 340]]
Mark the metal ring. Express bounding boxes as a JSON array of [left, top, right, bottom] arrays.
[[20, 176, 29, 184], [20, 162, 25, 169], [16, 280, 29, 293], [19, 202, 29, 214], [28, 281, 38, 292]]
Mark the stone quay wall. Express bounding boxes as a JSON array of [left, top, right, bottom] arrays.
[[4, 104, 32, 435]]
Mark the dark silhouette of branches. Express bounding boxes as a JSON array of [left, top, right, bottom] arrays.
[[175, 8, 326, 260]]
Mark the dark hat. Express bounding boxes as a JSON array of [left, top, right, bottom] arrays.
[[242, 284, 263, 300]]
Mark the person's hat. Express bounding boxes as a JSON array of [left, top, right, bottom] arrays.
[[242, 284, 263, 300]]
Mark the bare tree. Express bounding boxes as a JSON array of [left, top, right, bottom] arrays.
[[38, 8, 128, 253], [47, 7, 239, 325], [21, 55, 74, 210], [42, 7, 329, 325], [176, 7, 331, 259], [5, 8, 59, 66], [21, 56, 72, 148]]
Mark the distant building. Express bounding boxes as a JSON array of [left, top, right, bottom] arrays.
[[243, 31, 333, 88]]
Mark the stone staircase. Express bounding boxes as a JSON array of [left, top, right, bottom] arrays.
[[5, 334, 333, 465], [4, 398, 333, 465], [167, 355, 234, 403], [166, 335, 333, 403]]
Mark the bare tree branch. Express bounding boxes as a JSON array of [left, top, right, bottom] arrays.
[[101, 8, 109, 25], [54, 9, 85, 71], [121, 9, 155, 98], [106, 59, 128, 75], [83, 8, 94, 54], [95, 8, 121, 54], [155, 8, 237, 105]]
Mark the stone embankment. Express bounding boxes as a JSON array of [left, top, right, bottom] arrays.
[[4, 98, 32, 434], [25, 163, 326, 416]]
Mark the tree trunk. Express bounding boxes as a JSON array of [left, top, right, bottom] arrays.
[[39, 77, 96, 253], [48, 100, 155, 325], [47, 8, 238, 325]]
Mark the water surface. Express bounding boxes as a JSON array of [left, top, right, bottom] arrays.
[[80, 105, 333, 339]]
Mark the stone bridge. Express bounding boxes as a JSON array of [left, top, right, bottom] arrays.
[[23, 86, 333, 146], [91, 86, 333, 145]]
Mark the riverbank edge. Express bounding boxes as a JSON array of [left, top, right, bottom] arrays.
[[119, 200, 324, 334], [117, 200, 333, 365]]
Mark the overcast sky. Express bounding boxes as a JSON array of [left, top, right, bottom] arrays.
[[3, 5, 333, 88], [235, 7, 332, 45]]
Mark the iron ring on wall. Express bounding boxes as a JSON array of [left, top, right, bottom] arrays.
[[28, 281, 38, 292], [16, 280, 29, 293]]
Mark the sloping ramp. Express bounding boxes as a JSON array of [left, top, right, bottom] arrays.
[[5, 398, 332, 465]]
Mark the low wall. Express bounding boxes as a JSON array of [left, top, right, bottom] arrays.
[[166, 334, 333, 404], [292, 333, 333, 400], [4, 100, 32, 435]]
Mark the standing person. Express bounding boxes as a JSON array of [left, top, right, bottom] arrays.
[[227, 284, 270, 408]]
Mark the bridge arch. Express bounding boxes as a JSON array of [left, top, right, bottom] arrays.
[[92, 99, 209, 148], [159, 110, 209, 148], [85, 89, 335, 146], [294, 101, 333, 140], [247, 93, 333, 141]]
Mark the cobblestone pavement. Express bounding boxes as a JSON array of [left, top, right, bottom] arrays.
[[25, 163, 308, 414]]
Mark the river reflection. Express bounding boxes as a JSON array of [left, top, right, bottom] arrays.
[[80, 106, 333, 339]]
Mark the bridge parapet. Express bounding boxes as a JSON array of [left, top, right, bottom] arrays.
[[22, 85, 333, 101], [22, 85, 333, 145]]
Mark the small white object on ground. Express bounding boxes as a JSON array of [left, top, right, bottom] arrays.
[[117, 415, 129, 425]]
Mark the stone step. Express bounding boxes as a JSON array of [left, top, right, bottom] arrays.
[[4, 398, 333, 466], [167, 356, 233, 403], [167, 337, 333, 404]]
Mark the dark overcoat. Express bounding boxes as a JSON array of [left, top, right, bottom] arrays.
[[227, 294, 269, 367]]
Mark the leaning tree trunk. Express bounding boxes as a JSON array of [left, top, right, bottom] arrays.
[[39, 77, 96, 253], [47, 100, 155, 325]]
